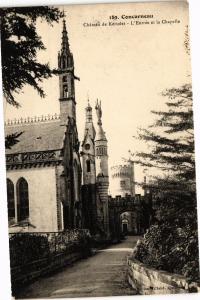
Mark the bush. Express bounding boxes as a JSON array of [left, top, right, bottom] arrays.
[[134, 223, 200, 282], [9, 234, 50, 268]]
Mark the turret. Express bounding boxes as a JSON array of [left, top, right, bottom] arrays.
[[81, 99, 98, 234], [95, 99, 110, 238], [110, 162, 135, 197], [81, 99, 96, 185]]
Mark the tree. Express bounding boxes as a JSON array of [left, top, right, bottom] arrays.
[[0, 6, 63, 107], [133, 84, 199, 282], [135, 83, 194, 180], [134, 83, 197, 231], [0, 6, 63, 149], [5, 131, 23, 149]]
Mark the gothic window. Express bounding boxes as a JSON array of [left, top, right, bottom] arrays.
[[17, 178, 29, 222], [63, 84, 68, 98], [67, 56, 71, 66], [86, 160, 91, 173], [62, 57, 66, 68], [7, 179, 15, 220]]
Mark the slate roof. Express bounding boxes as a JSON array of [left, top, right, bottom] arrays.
[[5, 118, 67, 154]]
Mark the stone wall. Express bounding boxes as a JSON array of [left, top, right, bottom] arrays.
[[10, 230, 92, 296], [127, 257, 200, 295], [12, 250, 84, 296]]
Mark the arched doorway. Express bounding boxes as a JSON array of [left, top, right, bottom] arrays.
[[120, 211, 133, 235]]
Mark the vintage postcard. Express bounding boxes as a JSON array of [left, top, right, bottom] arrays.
[[0, 0, 199, 298]]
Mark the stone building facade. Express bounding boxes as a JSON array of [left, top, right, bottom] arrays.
[[5, 20, 82, 233]]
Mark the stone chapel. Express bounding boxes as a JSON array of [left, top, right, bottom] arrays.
[[5, 20, 82, 233]]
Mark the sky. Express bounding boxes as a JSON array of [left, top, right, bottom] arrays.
[[4, 1, 191, 190]]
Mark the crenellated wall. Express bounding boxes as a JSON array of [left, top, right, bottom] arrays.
[[110, 163, 135, 197]]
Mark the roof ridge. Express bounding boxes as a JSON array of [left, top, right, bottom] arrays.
[[5, 113, 60, 126]]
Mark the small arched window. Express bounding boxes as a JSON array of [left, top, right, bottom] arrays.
[[17, 178, 29, 221], [86, 160, 91, 173], [7, 179, 15, 220], [62, 57, 66, 69], [67, 56, 71, 67], [63, 84, 68, 98]]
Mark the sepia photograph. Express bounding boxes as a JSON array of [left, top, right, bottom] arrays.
[[0, 0, 199, 298]]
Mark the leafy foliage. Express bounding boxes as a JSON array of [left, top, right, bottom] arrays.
[[9, 234, 50, 268], [134, 224, 199, 282], [5, 132, 24, 149], [0, 6, 63, 106], [135, 84, 194, 181], [133, 84, 199, 282], [9, 231, 92, 268]]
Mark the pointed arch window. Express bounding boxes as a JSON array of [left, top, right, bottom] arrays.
[[86, 160, 91, 173], [67, 56, 71, 67], [17, 178, 29, 221], [7, 179, 15, 220], [62, 57, 66, 69], [63, 84, 68, 98]]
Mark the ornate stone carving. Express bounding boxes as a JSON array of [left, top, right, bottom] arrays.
[[6, 150, 62, 169]]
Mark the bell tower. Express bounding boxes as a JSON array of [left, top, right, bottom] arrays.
[[58, 20, 76, 123]]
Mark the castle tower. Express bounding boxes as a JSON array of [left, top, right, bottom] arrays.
[[58, 20, 76, 123], [110, 161, 135, 197], [95, 100, 110, 238], [81, 100, 97, 233]]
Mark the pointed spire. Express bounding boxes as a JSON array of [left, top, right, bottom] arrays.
[[83, 96, 96, 141], [85, 96, 92, 123], [95, 99, 107, 141], [61, 19, 70, 53], [86, 96, 92, 112]]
